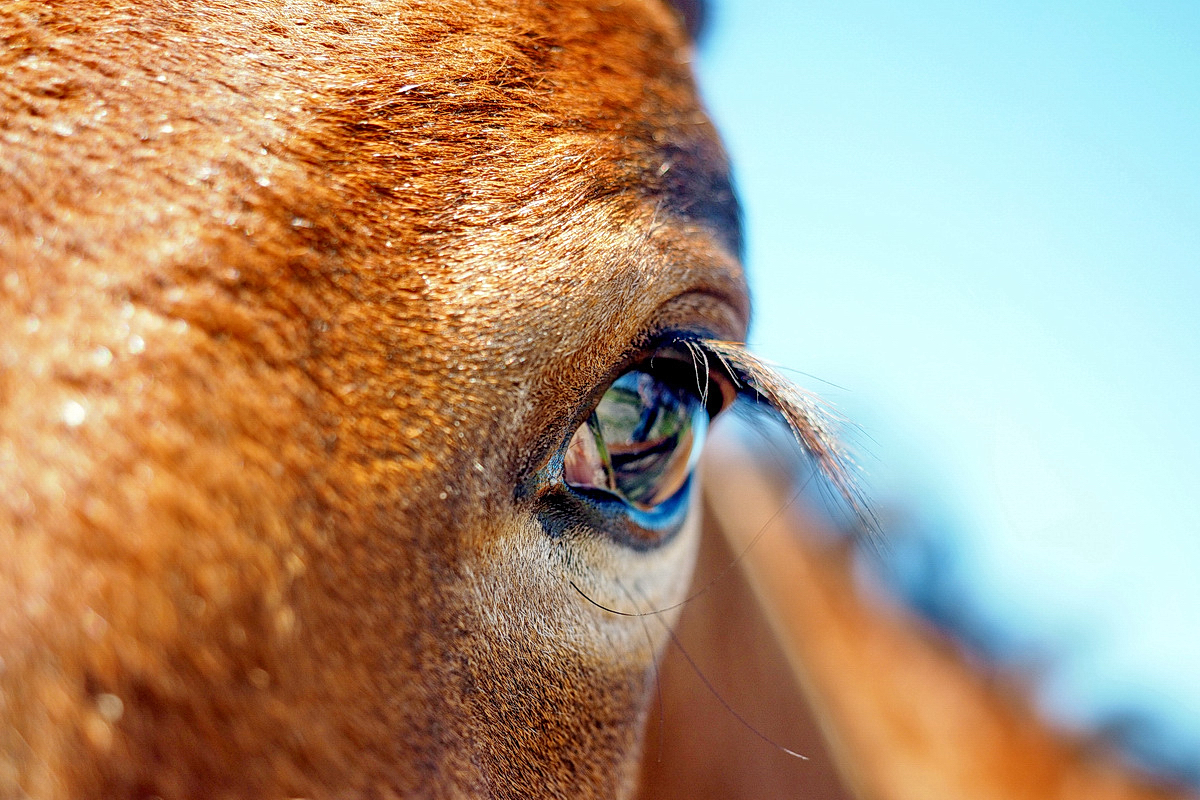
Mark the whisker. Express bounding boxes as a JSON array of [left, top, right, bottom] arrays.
[[657, 619, 810, 760], [571, 580, 810, 761], [613, 580, 667, 763], [567, 468, 821, 619]]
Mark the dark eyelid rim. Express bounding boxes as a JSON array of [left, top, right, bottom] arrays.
[[589, 331, 739, 424], [537, 475, 697, 551]]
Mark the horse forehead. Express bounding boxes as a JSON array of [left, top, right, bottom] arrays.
[[6, 0, 739, 285], [311, 0, 745, 347], [382, 2, 741, 253]]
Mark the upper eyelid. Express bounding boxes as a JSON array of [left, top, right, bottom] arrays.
[[566, 335, 733, 452]]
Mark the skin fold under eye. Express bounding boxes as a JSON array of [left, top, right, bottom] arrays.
[[562, 362, 713, 513]]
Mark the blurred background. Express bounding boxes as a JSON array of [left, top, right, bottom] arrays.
[[694, 0, 1200, 784]]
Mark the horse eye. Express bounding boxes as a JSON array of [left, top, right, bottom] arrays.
[[563, 365, 712, 512]]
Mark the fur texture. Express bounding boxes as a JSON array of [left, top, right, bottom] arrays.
[[0, 1, 747, 797]]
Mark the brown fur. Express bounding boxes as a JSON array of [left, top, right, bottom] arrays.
[[4, 2, 1194, 800], [1, 1, 744, 797]]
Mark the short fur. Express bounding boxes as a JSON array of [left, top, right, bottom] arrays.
[[9, 4, 1185, 800], [1, 1, 747, 797]]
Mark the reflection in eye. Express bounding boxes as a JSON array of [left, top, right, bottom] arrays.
[[563, 368, 709, 512]]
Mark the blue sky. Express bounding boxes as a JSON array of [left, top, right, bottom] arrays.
[[696, 0, 1200, 778]]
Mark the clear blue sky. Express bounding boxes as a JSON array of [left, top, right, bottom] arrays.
[[697, 0, 1200, 779]]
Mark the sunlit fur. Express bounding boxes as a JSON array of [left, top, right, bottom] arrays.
[[1, 1, 747, 797], [5, 1, 1197, 799]]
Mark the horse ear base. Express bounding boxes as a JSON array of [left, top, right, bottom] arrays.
[[666, 0, 707, 42]]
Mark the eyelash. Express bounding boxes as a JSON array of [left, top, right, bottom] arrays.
[[527, 335, 872, 549], [688, 339, 876, 538]]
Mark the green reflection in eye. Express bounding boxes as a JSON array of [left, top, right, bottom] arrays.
[[563, 369, 708, 512]]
